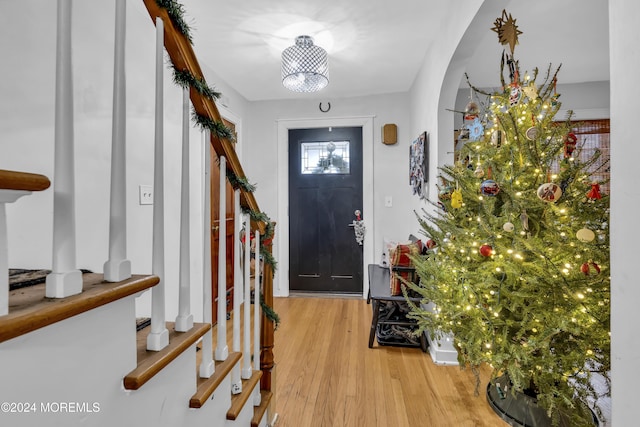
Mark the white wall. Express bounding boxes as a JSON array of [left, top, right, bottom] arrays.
[[409, 0, 504, 223], [609, 0, 638, 424]]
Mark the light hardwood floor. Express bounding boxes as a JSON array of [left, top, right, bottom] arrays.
[[271, 296, 506, 427]]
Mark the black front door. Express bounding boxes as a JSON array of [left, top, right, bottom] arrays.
[[288, 126, 363, 293]]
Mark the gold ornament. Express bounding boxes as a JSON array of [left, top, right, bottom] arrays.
[[451, 189, 463, 209], [522, 83, 538, 100], [491, 10, 523, 55]]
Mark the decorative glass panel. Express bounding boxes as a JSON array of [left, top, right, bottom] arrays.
[[301, 141, 350, 174]]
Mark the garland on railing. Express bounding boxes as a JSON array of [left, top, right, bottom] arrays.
[[242, 208, 277, 275], [260, 293, 280, 331], [172, 65, 221, 100], [155, 0, 193, 43], [156, 0, 281, 329], [226, 169, 257, 193], [192, 111, 236, 142]]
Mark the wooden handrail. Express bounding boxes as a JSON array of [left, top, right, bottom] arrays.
[[141, 0, 275, 393], [141, 0, 264, 233], [0, 169, 50, 192]]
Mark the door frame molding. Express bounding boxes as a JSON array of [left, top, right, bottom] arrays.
[[276, 115, 375, 298]]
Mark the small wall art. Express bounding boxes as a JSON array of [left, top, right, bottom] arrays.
[[410, 131, 428, 198]]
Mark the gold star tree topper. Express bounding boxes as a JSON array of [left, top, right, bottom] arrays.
[[491, 10, 523, 55]]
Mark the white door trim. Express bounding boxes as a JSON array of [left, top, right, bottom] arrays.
[[276, 116, 375, 298]]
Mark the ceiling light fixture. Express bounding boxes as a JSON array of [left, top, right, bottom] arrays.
[[281, 35, 329, 93]]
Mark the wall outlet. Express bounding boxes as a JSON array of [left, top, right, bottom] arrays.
[[139, 185, 153, 205]]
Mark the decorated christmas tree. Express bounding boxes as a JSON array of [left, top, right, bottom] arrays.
[[407, 11, 610, 426]]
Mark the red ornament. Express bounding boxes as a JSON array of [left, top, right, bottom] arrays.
[[479, 244, 493, 257], [580, 261, 601, 275], [586, 183, 602, 200], [564, 132, 578, 158], [426, 239, 437, 249], [580, 262, 590, 275]]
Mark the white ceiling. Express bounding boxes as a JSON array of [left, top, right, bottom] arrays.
[[177, 0, 609, 102]]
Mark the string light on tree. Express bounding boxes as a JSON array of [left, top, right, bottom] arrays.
[[406, 9, 610, 426]]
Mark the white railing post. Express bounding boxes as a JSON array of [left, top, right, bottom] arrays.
[[253, 229, 261, 371], [104, 0, 131, 282], [0, 191, 30, 316], [242, 213, 252, 379], [146, 17, 169, 351], [199, 131, 214, 378], [231, 188, 242, 393], [175, 87, 193, 332], [253, 229, 262, 406], [215, 156, 229, 361], [46, 0, 83, 299]]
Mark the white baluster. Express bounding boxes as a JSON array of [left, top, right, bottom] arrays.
[[146, 17, 168, 351], [231, 189, 242, 394], [253, 229, 262, 406], [199, 132, 214, 378], [0, 191, 30, 316], [0, 203, 8, 316], [242, 213, 252, 379], [47, 0, 83, 298], [175, 87, 193, 332], [254, 230, 261, 371], [215, 156, 229, 361], [104, 0, 131, 282]]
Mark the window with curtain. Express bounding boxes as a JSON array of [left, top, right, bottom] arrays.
[[565, 119, 610, 194]]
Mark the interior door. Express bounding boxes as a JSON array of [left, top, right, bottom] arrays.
[[288, 126, 363, 293], [211, 119, 236, 324]]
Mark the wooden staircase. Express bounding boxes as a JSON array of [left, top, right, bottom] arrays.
[[0, 1, 276, 426]]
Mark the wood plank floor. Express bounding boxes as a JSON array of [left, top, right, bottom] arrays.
[[272, 296, 506, 427]]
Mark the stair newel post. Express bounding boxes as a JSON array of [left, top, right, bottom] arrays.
[[46, 0, 83, 299], [260, 224, 276, 391], [231, 188, 242, 393], [146, 16, 169, 351], [199, 130, 215, 378], [253, 229, 262, 405], [215, 155, 229, 361], [242, 213, 252, 379], [104, 0, 131, 282], [175, 87, 193, 332]]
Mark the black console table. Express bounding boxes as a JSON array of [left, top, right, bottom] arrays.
[[367, 264, 427, 352]]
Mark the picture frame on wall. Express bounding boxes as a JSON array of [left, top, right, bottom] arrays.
[[410, 131, 428, 198]]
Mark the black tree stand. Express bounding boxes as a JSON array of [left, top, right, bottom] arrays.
[[486, 375, 599, 427]]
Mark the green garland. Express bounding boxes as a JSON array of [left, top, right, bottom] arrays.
[[156, 0, 280, 331], [155, 0, 193, 44], [192, 111, 236, 142], [227, 169, 257, 193], [260, 293, 280, 330], [172, 66, 221, 100]]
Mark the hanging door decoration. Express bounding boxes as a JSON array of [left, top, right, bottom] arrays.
[[410, 131, 428, 198]]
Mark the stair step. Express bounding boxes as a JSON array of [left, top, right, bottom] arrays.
[[190, 351, 242, 408], [251, 390, 273, 427], [124, 321, 210, 390], [227, 370, 263, 421], [1, 273, 159, 344]]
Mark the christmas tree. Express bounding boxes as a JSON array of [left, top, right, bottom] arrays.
[[407, 11, 610, 426]]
